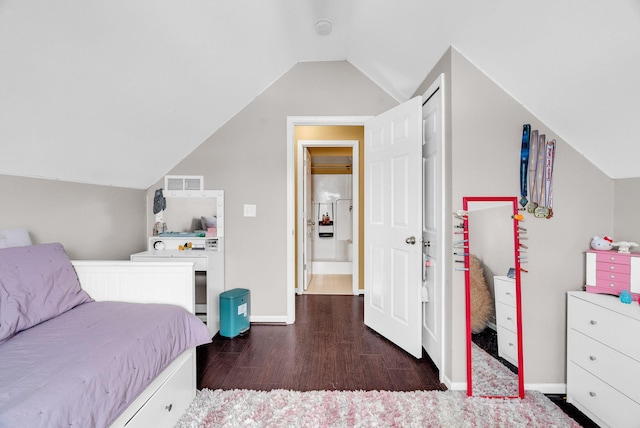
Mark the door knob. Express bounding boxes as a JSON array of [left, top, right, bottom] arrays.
[[405, 236, 416, 245]]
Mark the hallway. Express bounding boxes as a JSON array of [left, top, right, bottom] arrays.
[[304, 274, 352, 295]]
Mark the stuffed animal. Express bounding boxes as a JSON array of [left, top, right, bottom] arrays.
[[612, 241, 639, 254], [591, 236, 613, 251]]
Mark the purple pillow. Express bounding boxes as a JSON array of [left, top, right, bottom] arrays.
[[0, 242, 93, 344]]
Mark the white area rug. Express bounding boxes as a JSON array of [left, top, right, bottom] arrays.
[[176, 388, 581, 427]]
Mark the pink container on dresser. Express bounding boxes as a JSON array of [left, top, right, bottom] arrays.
[[585, 249, 640, 299]]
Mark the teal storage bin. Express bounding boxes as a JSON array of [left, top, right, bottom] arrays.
[[219, 288, 250, 338]]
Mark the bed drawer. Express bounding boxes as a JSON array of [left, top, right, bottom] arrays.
[[125, 351, 195, 428]]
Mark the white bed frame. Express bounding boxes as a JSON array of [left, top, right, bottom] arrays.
[[72, 261, 200, 428]]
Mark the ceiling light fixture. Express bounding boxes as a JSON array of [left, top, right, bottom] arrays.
[[315, 19, 333, 35]]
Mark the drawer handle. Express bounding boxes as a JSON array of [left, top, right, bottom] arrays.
[[589, 391, 597, 397], [609, 266, 615, 270], [589, 320, 597, 325], [610, 274, 615, 279], [165, 404, 173, 412], [508, 342, 515, 347], [506, 317, 513, 321], [609, 283, 615, 288], [589, 355, 596, 361]]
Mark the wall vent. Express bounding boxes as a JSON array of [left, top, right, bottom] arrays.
[[164, 175, 204, 192]]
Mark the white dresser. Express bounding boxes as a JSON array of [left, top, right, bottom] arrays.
[[132, 236, 224, 337], [566, 291, 640, 428], [494, 276, 519, 367]]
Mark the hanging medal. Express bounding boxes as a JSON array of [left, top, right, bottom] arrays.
[[544, 139, 556, 218], [519, 124, 531, 208], [534, 137, 556, 218], [534, 134, 548, 218], [527, 130, 539, 213]]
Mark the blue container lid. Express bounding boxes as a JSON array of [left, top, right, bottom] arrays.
[[220, 288, 250, 300]]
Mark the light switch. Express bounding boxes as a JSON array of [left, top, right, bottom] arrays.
[[244, 204, 256, 217]]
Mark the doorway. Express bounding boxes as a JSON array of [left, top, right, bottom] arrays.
[[296, 136, 360, 297], [286, 77, 445, 377]]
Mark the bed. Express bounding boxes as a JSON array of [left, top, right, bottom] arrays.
[[0, 242, 211, 428]]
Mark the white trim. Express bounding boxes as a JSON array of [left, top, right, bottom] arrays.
[[444, 379, 466, 391], [524, 383, 567, 394], [286, 116, 371, 323], [249, 315, 288, 324], [420, 73, 447, 383]]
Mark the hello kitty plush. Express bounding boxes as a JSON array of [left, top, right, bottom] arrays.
[[590, 236, 613, 251]]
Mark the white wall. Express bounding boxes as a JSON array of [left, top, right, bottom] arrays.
[[312, 174, 352, 262], [0, 174, 147, 259], [614, 177, 640, 244]]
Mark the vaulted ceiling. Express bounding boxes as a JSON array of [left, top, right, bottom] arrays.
[[1, 1, 639, 189]]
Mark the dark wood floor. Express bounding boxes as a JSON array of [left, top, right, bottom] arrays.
[[197, 294, 446, 391]]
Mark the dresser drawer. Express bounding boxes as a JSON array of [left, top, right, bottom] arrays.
[[595, 252, 631, 266], [497, 325, 518, 366], [174, 256, 208, 271], [596, 269, 630, 283], [596, 261, 631, 275], [588, 280, 629, 295], [568, 329, 640, 403], [567, 362, 640, 428], [494, 278, 516, 307], [495, 301, 517, 333], [131, 255, 207, 271], [569, 296, 640, 359]]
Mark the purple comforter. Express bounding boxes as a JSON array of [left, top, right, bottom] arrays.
[[0, 301, 211, 428]]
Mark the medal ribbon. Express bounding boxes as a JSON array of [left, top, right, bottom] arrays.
[[534, 134, 546, 207], [527, 130, 539, 211], [519, 124, 531, 207], [545, 140, 556, 215]]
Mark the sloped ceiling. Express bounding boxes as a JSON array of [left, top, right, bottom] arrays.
[[1, 0, 639, 189]]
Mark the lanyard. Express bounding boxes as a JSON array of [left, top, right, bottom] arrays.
[[527, 130, 539, 213], [533, 136, 556, 218], [519, 124, 531, 208], [532, 133, 546, 211], [544, 140, 556, 218]]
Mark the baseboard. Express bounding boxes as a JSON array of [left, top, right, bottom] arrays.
[[525, 383, 566, 394], [441, 374, 466, 391], [249, 315, 288, 324], [312, 261, 353, 275], [439, 378, 565, 395]]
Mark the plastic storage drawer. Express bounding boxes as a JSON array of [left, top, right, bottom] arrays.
[[219, 288, 250, 338]]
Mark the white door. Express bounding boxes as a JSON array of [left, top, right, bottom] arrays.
[[303, 148, 313, 290], [364, 96, 423, 359], [421, 80, 444, 371]]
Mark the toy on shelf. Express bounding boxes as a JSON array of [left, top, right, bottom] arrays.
[[620, 290, 633, 304], [590, 236, 613, 251], [612, 241, 639, 254]]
